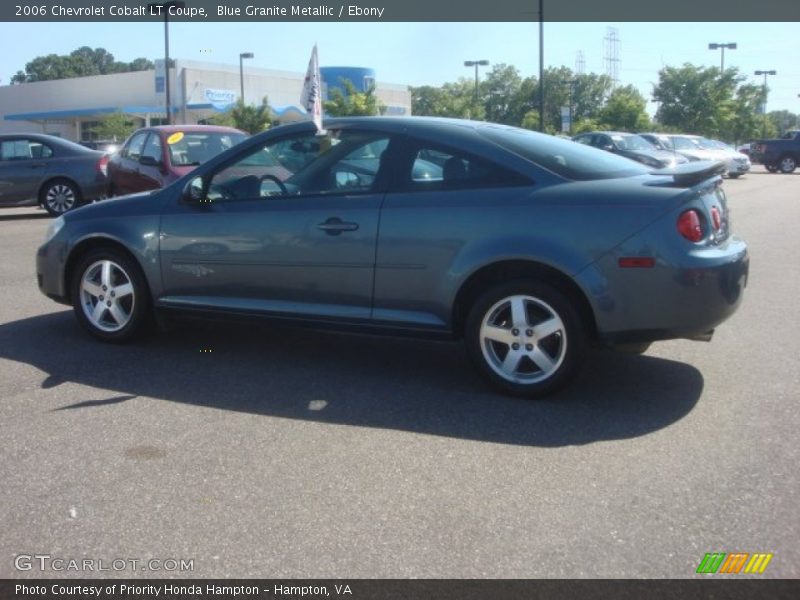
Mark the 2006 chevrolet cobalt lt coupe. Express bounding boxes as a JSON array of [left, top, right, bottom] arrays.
[[37, 117, 748, 397]]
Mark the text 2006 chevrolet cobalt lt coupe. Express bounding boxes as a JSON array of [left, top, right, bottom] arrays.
[[37, 117, 748, 397]]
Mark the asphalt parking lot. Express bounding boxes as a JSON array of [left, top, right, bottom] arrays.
[[1, 166, 798, 579]]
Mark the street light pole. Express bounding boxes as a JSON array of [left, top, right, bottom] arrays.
[[754, 70, 777, 137], [148, 1, 186, 125], [567, 79, 577, 135], [463, 60, 490, 104], [708, 42, 736, 72], [539, 0, 544, 133], [239, 52, 254, 105]]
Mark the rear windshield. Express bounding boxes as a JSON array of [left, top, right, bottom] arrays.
[[479, 125, 649, 181]]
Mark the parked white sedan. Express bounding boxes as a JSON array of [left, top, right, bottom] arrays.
[[671, 135, 750, 178]]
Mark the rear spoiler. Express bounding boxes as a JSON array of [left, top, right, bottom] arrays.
[[648, 160, 726, 187]]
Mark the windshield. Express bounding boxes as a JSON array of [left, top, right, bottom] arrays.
[[613, 134, 657, 152], [671, 136, 703, 150], [167, 131, 247, 166], [479, 125, 649, 180], [698, 139, 731, 151]]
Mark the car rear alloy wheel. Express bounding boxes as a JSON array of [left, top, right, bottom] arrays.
[[466, 281, 586, 398], [778, 155, 797, 174], [71, 249, 150, 342], [42, 179, 78, 216]]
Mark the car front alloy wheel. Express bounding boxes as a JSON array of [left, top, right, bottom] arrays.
[[465, 281, 586, 398], [71, 249, 150, 342]]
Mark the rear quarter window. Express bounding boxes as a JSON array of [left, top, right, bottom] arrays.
[[479, 125, 649, 181]]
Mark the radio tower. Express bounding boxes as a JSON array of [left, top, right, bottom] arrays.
[[575, 51, 586, 75], [604, 27, 620, 87]]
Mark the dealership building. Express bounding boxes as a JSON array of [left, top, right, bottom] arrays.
[[0, 59, 411, 141]]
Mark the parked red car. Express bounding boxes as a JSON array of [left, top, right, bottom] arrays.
[[106, 125, 248, 196]]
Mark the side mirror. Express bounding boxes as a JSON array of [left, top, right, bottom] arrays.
[[601, 144, 614, 152], [139, 155, 160, 167], [182, 176, 206, 203]]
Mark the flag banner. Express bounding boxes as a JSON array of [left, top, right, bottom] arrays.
[[300, 44, 324, 133]]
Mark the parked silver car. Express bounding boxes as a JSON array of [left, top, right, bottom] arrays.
[[640, 133, 750, 178]]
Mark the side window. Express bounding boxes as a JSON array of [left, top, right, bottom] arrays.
[[141, 133, 163, 163], [596, 135, 613, 149], [29, 141, 53, 159], [573, 135, 593, 146], [206, 130, 391, 202], [124, 132, 148, 160], [405, 145, 531, 191], [0, 139, 50, 160]]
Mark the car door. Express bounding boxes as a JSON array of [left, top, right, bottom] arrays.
[[158, 128, 392, 321], [110, 131, 148, 195], [0, 138, 52, 204], [131, 132, 166, 191]]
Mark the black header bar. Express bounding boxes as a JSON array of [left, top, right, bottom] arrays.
[[2, 0, 799, 22]]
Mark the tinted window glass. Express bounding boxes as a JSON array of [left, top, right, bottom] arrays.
[[405, 146, 531, 189], [614, 134, 656, 151], [166, 131, 247, 166], [124, 132, 148, 160], [206, 130, 390, 202], [671, 137, 702, 150], [479, 125, 649, 180], [0, 139, 52, 160], [142, 133, 163, 162]]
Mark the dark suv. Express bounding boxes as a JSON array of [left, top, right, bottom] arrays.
[[107, 125, 247, 196]]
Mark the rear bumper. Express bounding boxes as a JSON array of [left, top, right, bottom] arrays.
[[726, 160, 750, 175], [577, 236, 749, 344]]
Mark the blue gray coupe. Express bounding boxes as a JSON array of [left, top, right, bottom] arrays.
[[37, 117, 749, 397]]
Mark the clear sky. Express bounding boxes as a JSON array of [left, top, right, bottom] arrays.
[[0, 21, 797, 116]]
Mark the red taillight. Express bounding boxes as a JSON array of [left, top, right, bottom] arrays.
[[677, 209, 704, 242], [710, 206, 721, 231], [97, 155, 109, 177]]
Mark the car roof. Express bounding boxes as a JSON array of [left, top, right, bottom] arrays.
[[143, 125, 245, 134], [0, 132, 100, 154]]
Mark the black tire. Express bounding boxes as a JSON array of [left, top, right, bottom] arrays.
[[464, 280, 586, 398], [40, 178, 81, 217], [778, 155, 797, 174], [727, 173, 740, 179], [765, 164, 778, 173], [70, 248, 152, 342]]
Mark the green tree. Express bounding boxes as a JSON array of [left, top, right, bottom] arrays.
[[481, 63, 523, 125], [599, 85, 650, 131], [89, 112, 136, 141], [767, 109, 799, 136], [724, 84, 767, 143], [324, 79, 384, 117], [410, 85, 449, 116], [514, 67, 612, 134], [11, 47, 153, 83], [411, 80, 483, 120], [209, 98, 272, 134], [652, 64, 739, 137]]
